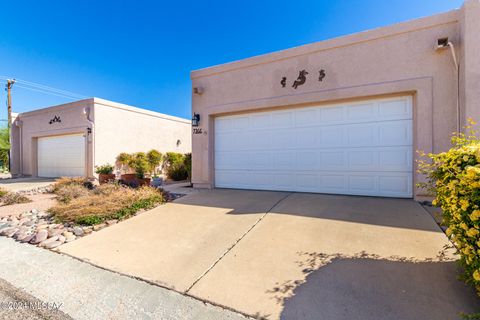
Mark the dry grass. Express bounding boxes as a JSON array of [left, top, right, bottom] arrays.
[[0, 188, 31, 206], [55, 184, 90, 203], [51, 177, 90, 193], [49, 183, 164, 225]]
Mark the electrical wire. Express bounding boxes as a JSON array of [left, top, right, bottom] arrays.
[[0, 76, 87, 100], [13, 84, 83, 100]]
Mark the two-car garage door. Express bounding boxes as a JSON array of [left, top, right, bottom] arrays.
[[37, 134, 86, 178], [214, 96, 413, 198]]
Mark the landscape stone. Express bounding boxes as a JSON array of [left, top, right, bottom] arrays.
[[0, 227, 16, 236], [31, 230, 48, 244], [20, 235, 34, 243], [48, 229, 64, 237], [106, 220, 118, 225], [93, 224, 106, 231], [73, 227, 84, 236], [39, 236, 59, 247], [6, 228, 19, 238], [45, 241, 62, 249], [65, 235, 76, 242], [58, 235, 66, 243]]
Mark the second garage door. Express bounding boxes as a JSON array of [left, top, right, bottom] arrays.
[[214, 96, 413, 198], [38, 134, 86, 178]]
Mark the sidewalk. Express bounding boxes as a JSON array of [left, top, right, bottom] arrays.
[[0, 237, 247, 320]]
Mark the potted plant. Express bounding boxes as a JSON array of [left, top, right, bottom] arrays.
[[147, 149, 163, 187], [132, 152, 150, 186], [95, 164, 115, 184], [117, 152, 136, 184]]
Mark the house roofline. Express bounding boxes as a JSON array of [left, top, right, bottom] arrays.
[[15, 98, 190, 125], [190, 9, 459, 79]]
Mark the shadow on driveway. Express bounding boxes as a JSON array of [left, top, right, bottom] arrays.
[[279, 253, 479, 320]]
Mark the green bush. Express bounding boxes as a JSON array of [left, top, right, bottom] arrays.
[[419, 119, 480, 296], [164, 152, 190, 181], [147, 149, 163, 176], [164, 152, 185, 166], [95, 164, 114, 174], [184, 153, 192, 179]]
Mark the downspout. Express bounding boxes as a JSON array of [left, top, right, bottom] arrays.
[[15, 119, 23, 176], [447, 42, 460, 132], [84, 107, 94, 178]]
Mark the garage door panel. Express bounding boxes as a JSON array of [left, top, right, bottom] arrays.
[[378, 99, 411, 118], [295, 109, 319, 126], [215, 96, 413, 198], [38, 134, 85, 178]]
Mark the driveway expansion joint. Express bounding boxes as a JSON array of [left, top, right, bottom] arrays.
[[185, 192, 293, 294]]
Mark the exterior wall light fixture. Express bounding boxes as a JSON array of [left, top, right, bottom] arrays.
[[192, 113, 200, 127]]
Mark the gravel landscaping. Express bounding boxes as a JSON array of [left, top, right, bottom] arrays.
[[0, 179, 186, 251]]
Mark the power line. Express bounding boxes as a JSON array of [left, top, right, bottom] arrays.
[[0, 76, 87, 100], [14, 84, 84, 100], [15, 79, 87, 99]]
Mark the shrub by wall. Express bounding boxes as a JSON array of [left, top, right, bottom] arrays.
[[164, 152, 189, 181], [419, 120, 480, 296]]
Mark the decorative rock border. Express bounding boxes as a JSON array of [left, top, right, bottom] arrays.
[[0, 209, 117, 250], [0, 190, 187, 251], [16, 185, 54, 196]]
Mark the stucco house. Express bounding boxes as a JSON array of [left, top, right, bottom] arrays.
[[10, 98, 191, 178], [191, 0, 480, 199]]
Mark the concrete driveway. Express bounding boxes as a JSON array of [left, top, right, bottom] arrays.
[[0, 177, 55, 192], [59, 190, 479, 319]]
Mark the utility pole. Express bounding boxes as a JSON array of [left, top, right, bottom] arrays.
[[6, 79, 15, 130]]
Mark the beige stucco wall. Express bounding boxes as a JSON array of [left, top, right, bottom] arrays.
[[190, 1, 480, 198], [10, 99, 95, 177], [93, 98, 191, 169], [10, 98, 191, 178]]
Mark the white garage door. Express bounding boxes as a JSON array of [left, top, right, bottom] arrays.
[[214, 96, 413, 198], [38, 134, 86, 177]]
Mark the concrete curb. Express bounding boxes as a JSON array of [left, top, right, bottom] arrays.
[[0, 237, 247, 320]]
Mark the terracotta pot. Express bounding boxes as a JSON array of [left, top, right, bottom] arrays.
[[98, 173, 115, 184], [121, 174, 137, 183], [137, 178, 151, 187]]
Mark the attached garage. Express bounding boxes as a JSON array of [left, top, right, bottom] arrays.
[[10, 98, 191, 179], [37, 134, 86, 178], [214, 97, 412, 198], [191, 1, 480, 200]]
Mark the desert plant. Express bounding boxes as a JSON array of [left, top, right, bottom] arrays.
[[418, 118, 480, 300], [164, 152, 190, 181], [54, 184, 90, 204], [0, 127, 10, 171], [0, 188, 31, 206], [52, 177, 89, 193], [49, 184, 165, 225], [131, 152, 149, 179], [95, 164, 114, 175], [146, 149, 163, 176], [166, 163, 188, 181], [116, 152, 133, 173], [184, 153, 192, 179], [164, 152, 185, 168]]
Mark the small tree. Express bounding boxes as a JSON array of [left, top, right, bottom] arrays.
[[132, 152, 149, 179], [116, 152, 133, 174], [0, 127, 10, 171], [146, 149, 163, 177]]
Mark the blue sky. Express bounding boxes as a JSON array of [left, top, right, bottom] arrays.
[[0, 0, 463, 120]]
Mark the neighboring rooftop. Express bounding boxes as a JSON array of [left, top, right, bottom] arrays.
[[16, 97, 190, 124]]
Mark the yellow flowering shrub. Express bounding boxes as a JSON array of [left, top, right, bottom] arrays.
[[419, 119, 480, 295]]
